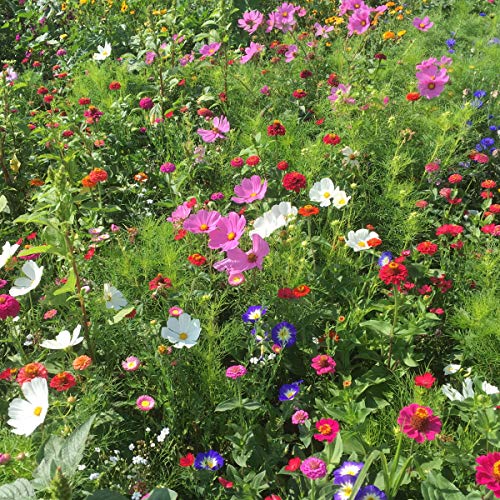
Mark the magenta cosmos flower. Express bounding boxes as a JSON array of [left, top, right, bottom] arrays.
[[397, 404, 442, 443], [231, 175, 268, 204], [225, 365, 247, 379], [240, 42, 265, 64], [313, 418, 340, 443], [183, 210, 221, 234], [215, 234, 269, 274], [197, 115, 230, 143], [300, 457, 327, 480], [136, 395, 155, 411], [475, 452, 500, 498], [311, 354, 336, 375], [347, 8, 371, 36], [238, 10, 264, 34], [208, 212, 246, 251], [413, 16, 434, 31], [122, 356, 141, 371], [199, 42, 221, 57], [0, 295, 20, 320]]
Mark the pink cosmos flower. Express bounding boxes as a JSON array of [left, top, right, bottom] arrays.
[[225, 365, 247, 379], [416, 62, 449, 99], [179, 53, 194, 66], [328, 84, 352, 103], [231, 175, 268, 204], [199, 42, 221, 57], [314, 23, 334, 38], [122, 356, 141, 371], [216, 234, 270, 274], [311, 354, 336, 375], [237, 10, 264, 34], [300, 457, 327, 480], [208, 212, 246, 251], [397, 404, 442, 443], [339, 0, 369, 16], [291, 409, 309, 424], [136, 395, 155, 411], [413, 16, 434, 31], [145, 51, 157, 65], [313, 418, 340, 443], [347, 8, 371, 36], [475, 452, 500, 498], [240, 42, 265, 64], [167, 201, 192, 224], [284, 44, 298, 63], [197, 115, 230, 143], [183, 210, 221, 234]]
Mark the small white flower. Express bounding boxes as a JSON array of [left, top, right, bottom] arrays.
[[442, 378, 475, 402], [109, 456, 119, 464], [0, 241, 19, 269], [89, 472, 100, 480], [131, 492, 142, 500], [94, 447, 101, 453], [103, 283, 128, 310], [24, 334, 34, 347], [161, 313, 201, 348], [128, 443, 135, 451], [481, 381, 499, 395], [309, 178, 337, 207], [9, 260, 44, 297], [443, 363, 461, 375], [331, 190, 351, 209], [40, 324, 84, 350], [93, 41, 112, 61], [341, 146, 360, 167], [250, 202, 297, 239], [7, 377, 48, 436], [345, 228, 380, 252], [77, 464, 87, 471]]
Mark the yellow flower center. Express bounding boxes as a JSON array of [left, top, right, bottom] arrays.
[[410, 407, 430, 431], [357, 241, 366, 247], [323, 192, 331, 198], [179, 332, 188, 340], [200, 224, 208, 231], [337, 198, 346, 205], [319, 423, 332, 435], [428, 83, 435, 89], [227, 232, 236, 240], [141, 400, 150, 407], [250, 192, 257, 197], [493, 460, 500, 480], [33, 406, 43, 416]]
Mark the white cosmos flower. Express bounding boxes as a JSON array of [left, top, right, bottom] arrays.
[[331, 190, 351, 209], [161, 313, 201, 348], [9, 260, 44, 297], [93, 41, 112, 61], [443, 363, 461, 375], [441, 378, 475, 402], [345, 228, 380, 252], [250, 202, 298, 239], [481, 381, 499, 395], [309, 178, 337, 207], [103, 283, 128, 310], [8, 377, 48, 436], [341, 146, 360, 167], [0, 241, 20, 269], [40, 324, 84, 350]]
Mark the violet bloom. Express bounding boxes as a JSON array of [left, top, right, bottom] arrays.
[[240, 42, 265, 64], [167, 201, 192, 224], [237, 10, 264, 34], [260, 85, 270, 95], [183, 210, 221, 234], [179, 53, 194, 66], [347, 8, 371, 36], [208, 212, 246, 251], [328, 84, 352, 103], [5, 67, 18, 82], [199, 42, 221, 57], [145, 51, 157, 65], [284, 44, 298, 63], [339, 0, 368, 15], [56, 48, 66, 56], [314, 23, 334, 38], [160, 162, 176, 173], [265, 11, 278, 32], [413, 16, 434, 32], [223, 234, 270, 273], [231, 175, 268, 204], [197, 115, 230, 143]]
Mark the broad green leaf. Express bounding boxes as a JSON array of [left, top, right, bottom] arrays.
[[53, 269, 76, 296], [215, 398, 241, 412], [242, 400, 261, 411], [18, 245, 52, 257], [421, 472, 465, 500], [0, 195, 9, 213], [147, 488, 178, 500], [360, 320, 392, 336], [0, 478, 36, 499]]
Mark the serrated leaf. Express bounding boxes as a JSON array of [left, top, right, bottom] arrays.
[[86, 490, 128, 499], [147, 488, 178, 500], [17, 245, 52, 257], [53, 269, 76, 296], [0, 478, 35, 499]]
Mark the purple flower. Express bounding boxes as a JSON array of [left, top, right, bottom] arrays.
[[210, 192, 224, 201], [278, 382, 301, 401], [56, 48, 67, 56], [291, 409, 309, 424], [238, 10, 264, 34], [231, 175, 268, 204], [355, 485, 387, 500], [334, 478, 356, 500], [333, 461, 364, 484], [139, 97, 154, 110], [300, 457, 327, 479], [145, 51, 157, 65], [271, 321, 297, 347], [413, 16, 434, 32], [347, 8, 371, 36], [122, 356, 141, 371], [314, 23, 334, 38], [183, 210, 221, 234], [284, 44, 298, 63], [208, 212, 246, 251], [167, 201, 192, 224], [179, 53, 194, 66], [416, 63, 449, 99], [242, 305, 267, 323], [260, 85, 270, 95], [194, 450, 224, 471], [240, 42, 265, 64], [160, 162, 176, 173], [197, 115, 230, 142], [199, 42, 221, 57]]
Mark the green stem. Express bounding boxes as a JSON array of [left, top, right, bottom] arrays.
[[387, 286, 399, 368]]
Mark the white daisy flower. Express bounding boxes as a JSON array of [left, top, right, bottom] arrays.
[[341, 146, 360, 167], [331, 190, 351, 209], [40, 324, 84, 350], [441, 378, 475, 402], [7, 377, 48, 436], [345, 228, 380, 252], [309, 178, 337, 207], [103, 284, 128, 310], [92, 41, 112, 61], [9, 260, 44, 297], [161, 313, 201, 348], [250, 202, 297, 239], [0, 241, 20, 269]]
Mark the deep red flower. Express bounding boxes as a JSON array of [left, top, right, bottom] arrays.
[[293, 284, 310, 297], [481, 224, 500, 236], [327, 73, 339, 86], [197, 107, 214, 119], [267, 120, 286, 136], [285, 457, 302, 471], [322, 133, 341, 145], [278, 287, 295, 299], [379, 262, 408, 285], [50, 372, 76, 392], [435, 224, 463, 237], [84, 246, 96, 260], [231, 157, 244, 168], [246, 155, 260, 166], [406, 92, 421, 101], [179, 453, 195, 467], [174, 229, 187, 240], [414, 372, 436, 389], [109, 81, 121, 90], [78, 97, 91, 105], [282, 172, 306, 193], [416, 241, 438, 255], [149, 274, 173, 291], [0, 367, 17, 381], [292, 89, 307, 99], [276, 160, 289, 171], [88, 168, 108, 183], [188, 253, 207, 266], [430, 274, 453, 293], [218, 477, 233, 488], [300, 70, 313, 79]]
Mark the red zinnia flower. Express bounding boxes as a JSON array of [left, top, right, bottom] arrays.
[[109, 81, 121, 90], [246, 155, 260, 166], [414, 372, 436, 389], [293, 284, 310, 297], [367, 238, 382, 248], [267, 120, 286, 136], [292, 89, 307, 99], [276, 160, 289, 171], [448, 173, 462, 184], [469, 152, 489, 163], [282, 172, 306, 193], [50, 371, 76, 392], [298, 205, 319, 216], [379, 262, 408, 285], [285, 457, 302, 471], [406, 92, 421, 101], [188, 253, 207, 266], [481, 179, 497, 189], [277, 287, 295, 299], [313, 418, 340, 443], [300, 70, 313, 79], [416, 241, 438, 255], [230, 157, 244, 168], [88, 168, 108, 183], [78, 97, 91, 105], [179, 453, 195, 467], [0, 367, 17, 381], [322, 133, 341, 145], [435, 224, 463, 237], [149, 274, 173, 291], [17, 362, 48, 386]]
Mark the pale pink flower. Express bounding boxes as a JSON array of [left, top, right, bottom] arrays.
[[413, 16, 434, 32], [284, 44, 298, 63], [208, 212, 246, 251], [347, 8, 371, 36], [215, 234, 269, 274], [231, 175, 268, 204], [240, 42, 265, 64], [314, 22, 334, 38], [237, 10, 264, 34], [197, 115, 230, 142], [183, 210, 221, 234], [199, 42, 221, 57]]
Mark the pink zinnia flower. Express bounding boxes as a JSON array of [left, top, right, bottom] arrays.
[[17, 362, 48, 385], [311, 354, 336, 375], [208, 212, 246, 251], [413, 16, 434, 32], [231, 175, 268, 204], [347, 8, 371, 36], [237, 10, 264, 34], [43, 309, 58, 320], [218, 234, 270, 274], [240, 42, 265, 64], [291, 409, 309, 425], [183, 209, 221, 234], [122, 356, 141, 371], [228, 273, 245, 286], [397, 404, 442, 443], [0, 294, 20, 320], [313, 418, 340, 443], [136, 395, 155, 411], [169, 306, 183, 317], [225, 365, 247, 379], [197, 115, 230, 142], [300, 457, 327, 480], [139, 97, 154, 110], [475, 452, 500, 498], [199, 42, 221, 57]]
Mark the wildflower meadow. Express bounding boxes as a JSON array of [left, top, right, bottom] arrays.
[[0, 0, 499, 498]]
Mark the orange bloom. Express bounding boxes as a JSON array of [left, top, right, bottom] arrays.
[[81, 175, 97, 188], [293, 284, 311, 298], [73, 355, 92, 371], [298, 205, 319, 217], [134, 172, 148, 183], [30, 178, 45, 187]]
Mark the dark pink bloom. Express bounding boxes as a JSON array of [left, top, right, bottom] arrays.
[[215, 234, 270, 274], [139, 97, 154, 110], [475, 452, 500, 498], [313, 418, 340, 443], [300, 457, 327, 480], [0, 295, 20, 320], [237, 10, 264, 34], [413, 16, 434, 31], [167, 201, 192, 224], [311, 354, 336, 375], [240, 42, 265, 64], [197, 115, 230, 142], [397, 404, 442, 443], [225, 365, 247, 379], [208, 212, 246, 251], [199, 42, 221, 57], [183, 210, 221, 234], [231, 175, 268, 204], [347, 8, 371, 36]]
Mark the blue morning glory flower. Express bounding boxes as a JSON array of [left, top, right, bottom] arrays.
[[355, 484, 388, 500], [473, 90, 487, 98], [242, 305, 267, 323], [334, 478, 356, 500], [333, 461, 364, 484], [377, 251, 393, 267], [278, 381, 302, 401], [194, 450, 224, 471], [481, 137, 495, 148], [271, 321, 297, 347]]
